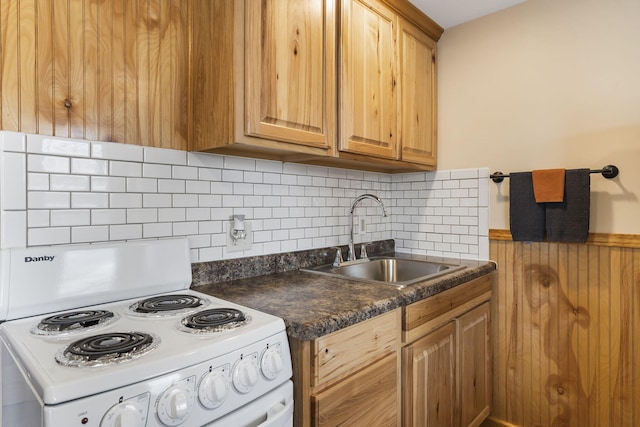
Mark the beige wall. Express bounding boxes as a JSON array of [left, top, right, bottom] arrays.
[[437, 0, 640, 234]]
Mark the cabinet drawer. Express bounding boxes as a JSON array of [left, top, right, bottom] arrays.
[[313, 353, 398, 427], [404, 273, 493, 344], [313, 309, 399, 386]]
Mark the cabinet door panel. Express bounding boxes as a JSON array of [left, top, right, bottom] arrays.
[[459, 302, 491, 427], [340, 0, 397, 159], [399, 18, 437, 166], [245, 0, 335, 148], [403, 321, 457, 427], [313, 353, 398, 427]]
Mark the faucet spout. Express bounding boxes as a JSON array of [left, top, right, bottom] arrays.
[[348, 194, 388, 261]]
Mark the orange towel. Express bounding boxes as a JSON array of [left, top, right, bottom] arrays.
[[532, 169, 565, 203]]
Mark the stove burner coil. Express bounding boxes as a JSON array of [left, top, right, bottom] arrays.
[[32, 310, 118, 336], [55, 332, 159, 367], [129, 294, 208, 316], [180, 308, 250, 333]]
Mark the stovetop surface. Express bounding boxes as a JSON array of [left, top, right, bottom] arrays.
[[0, 289, 285, 405]]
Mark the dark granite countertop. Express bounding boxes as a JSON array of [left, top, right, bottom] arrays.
[[194, 253, 496, 341]]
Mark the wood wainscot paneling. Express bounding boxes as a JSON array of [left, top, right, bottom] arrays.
[[487, 230, 640, 427], [0, 0, 189, 148]]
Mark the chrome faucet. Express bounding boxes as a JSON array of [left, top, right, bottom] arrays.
[[347, 194, 388, 261]]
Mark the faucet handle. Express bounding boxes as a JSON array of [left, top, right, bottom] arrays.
[[360, 243, 370, 260], [332, 247, 344, 267]]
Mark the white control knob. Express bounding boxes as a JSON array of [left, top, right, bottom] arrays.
[[157, 382, 194, 426], [198, 370, 229, 409], [261, 346, 284, 380], [101, 399, 147, 427], [232, 358, 259, 393]]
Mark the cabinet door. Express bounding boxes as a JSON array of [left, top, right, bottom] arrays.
[[313, 353, 399, 427], [403, 321, 457, 427], [399, 18, 437, 166], [458, 302, 491, 427], [339, 0, 398, 159], [245, 0, 336, 149]]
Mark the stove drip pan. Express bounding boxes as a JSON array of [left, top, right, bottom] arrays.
[[179, 308, 251, 334], [127, 294, 209, 317], [31, 310, 119, 337], [55, 331, 159, 367]]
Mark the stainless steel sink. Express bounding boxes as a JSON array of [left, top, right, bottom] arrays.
[[302, 256, 465, 289]]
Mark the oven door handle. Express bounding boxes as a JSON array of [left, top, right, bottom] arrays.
[[256, 399, 294, 427]]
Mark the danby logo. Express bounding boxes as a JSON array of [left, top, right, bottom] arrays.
[[24, 256, 55, 263]]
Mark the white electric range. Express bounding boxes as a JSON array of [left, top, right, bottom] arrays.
[[0, 238, 293, 427]]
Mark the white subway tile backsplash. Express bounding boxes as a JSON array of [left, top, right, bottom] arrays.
[[28, 173, 50, 191], [1, 131, 26, 151], [143, 163, 172, 178], [51, 174, 91, 192], [28, 227, 70, 246], [159, 208, 186, 222], [71, 158, 108, 175], [28, 154, 69, 174], [144, 147, 187, 165], [72, 193, 109, 209], [110, 193, 142, 209], [27, 135, 90, 157], [158, 179, 186, 194], [1, 211, 26, 248], [172, 194, 198, 208], [28, 210, 50, 227], [2, 132, 489, 260], [92, 209, 126, 225], [173, 222, 198, 236], [186, 180, 210, 194], [127, 209, 158, 223], [51, 210, 90, 226], [92, 141, 143, 162], [198, 168, 222, 182], [2, 152, 27, 209], [143, 222, 173, 238], [110, 224, 142, 240], [28, 192, 70, 209], [172, 166, 198, 180], [110, 161, 142, 177], [142, 194, 171, 208], [72, 226, 109, 243], [127, 178, 158, 193]]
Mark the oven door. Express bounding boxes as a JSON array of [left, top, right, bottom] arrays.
[[205, 380, 293, 427]]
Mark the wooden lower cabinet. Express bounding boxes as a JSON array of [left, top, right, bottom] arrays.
[[403, 321, 457, 427], [459, 303, 491, 427], [290, 309, 401, 427], [289, 273, 493, 427], [401, 274, 494, 427], [313, 353, 398, 426]]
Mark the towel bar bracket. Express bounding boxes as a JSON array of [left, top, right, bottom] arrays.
[[490, 164, 619, 183]]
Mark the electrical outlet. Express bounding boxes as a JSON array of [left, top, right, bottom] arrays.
[[359, 218, 366, 235], [226, 222, 252, 252]]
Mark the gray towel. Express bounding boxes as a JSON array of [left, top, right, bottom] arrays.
[[546, 168, 590, 242], [509, 172, 546, 242]]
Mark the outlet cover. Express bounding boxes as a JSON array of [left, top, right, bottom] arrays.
[[359, 218, 366, 234], [227, 222, 252, 252]]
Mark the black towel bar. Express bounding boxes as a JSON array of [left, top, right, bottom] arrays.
[[490, 165, 619, 183]]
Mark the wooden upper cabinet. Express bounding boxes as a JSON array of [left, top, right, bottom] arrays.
[[0, 0, 190, 149], [244, 1, 335, 149], [339, 0, 398, 160], [191, 0, 336, 157], [399, 18, 437, 166]]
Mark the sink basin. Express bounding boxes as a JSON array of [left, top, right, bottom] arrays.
[[302, 257, 465, 288]]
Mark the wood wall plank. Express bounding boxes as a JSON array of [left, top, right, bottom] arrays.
[[489, 239, 640, 427], [0, 0, 189, 148]]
